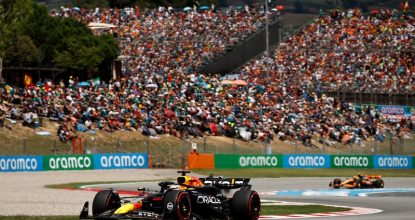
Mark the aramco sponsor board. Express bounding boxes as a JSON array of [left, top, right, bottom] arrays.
[[283, 155, 330, 168], [213, 154, 413, 169], [0, 153, 149, 172], [43, 154, 94, 171], [0, 156, 43, 172], [374, 156, 413, 169], [331, 155, 373, 168], [93, 153, 148, 169], [215, 154, 283, 168], [1, 153, 415, 171]]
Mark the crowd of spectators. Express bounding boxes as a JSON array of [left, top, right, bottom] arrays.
[[0, 7, 413, 148], [238, 8, 415, 93], [51, 5, 266, 75]]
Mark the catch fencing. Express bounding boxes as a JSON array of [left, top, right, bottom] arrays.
[[1, 134, 414, 169]]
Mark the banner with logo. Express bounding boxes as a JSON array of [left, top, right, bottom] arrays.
[[0, 156, 43, 172], [374, 156, 413, 169], [93, 153, 148, 169], [331, 155, 373, 168], [377, 105, 411, 116], [283, 154, 330, 168], [215, 154, 283, 169], [43, 155, 94, 171]]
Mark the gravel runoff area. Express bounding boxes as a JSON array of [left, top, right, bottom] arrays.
[[0, 169, 179, 216]]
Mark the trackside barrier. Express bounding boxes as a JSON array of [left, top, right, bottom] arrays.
[[283, 154, 330, 168], [211, 154, 415, 169], [0, 153, 149, 172], [1, 154, 415, 171], [331, 155, 373, 168], [215, 154, 283, 169], [374, 155, 413, 169], [0, 156, 43, 172], [93, 153, 149, 169], [187, 153, 215, 169], [43, 154, 94, 171]]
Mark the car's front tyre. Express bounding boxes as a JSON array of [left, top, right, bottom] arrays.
[[373, 179, 385, 188], [92, 190, 121, 216], [231, 190, 261, 220], [332, 178, 342, 189], [163, 190, 191, 220]]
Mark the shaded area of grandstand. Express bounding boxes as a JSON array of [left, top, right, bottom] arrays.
[[199, 13, 281, 74], [326, 92, 415, 107]]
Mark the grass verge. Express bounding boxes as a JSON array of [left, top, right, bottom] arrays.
[[46, 181, 138, 189], [46, 179, 173, 189], [46, 168, 415, 190], [194, 168, 415, 177], [0, 205, 351, 219], [261, 205, 350, 215], [0, 217, 77, 220]]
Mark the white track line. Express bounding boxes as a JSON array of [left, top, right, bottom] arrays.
[[259, 204, 382, 219]]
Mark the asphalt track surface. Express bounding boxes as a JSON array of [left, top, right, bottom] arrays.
[[88, 177, 415, 220], [1, 169, 415, 219]]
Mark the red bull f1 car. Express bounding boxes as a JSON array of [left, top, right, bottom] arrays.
[[80, 171, 261, 220], [329, 174, 385, 189]]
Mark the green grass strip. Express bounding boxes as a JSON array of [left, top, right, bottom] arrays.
[[261, 205, 350, 215], [46, 179, 174, 189], [46, 180, 142, 189], [0, 217, 77, 220]]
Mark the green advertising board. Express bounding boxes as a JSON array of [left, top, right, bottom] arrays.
[[331, 155, 373, 168], [215, 154, 283, 169], [43, 154, 94, 171]]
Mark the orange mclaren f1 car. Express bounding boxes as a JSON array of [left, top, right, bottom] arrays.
[[329, 174, 385, 189]]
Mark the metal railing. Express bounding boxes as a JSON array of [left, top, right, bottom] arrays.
[[325, 91, 415, 106], [2, 132, 413, 168]]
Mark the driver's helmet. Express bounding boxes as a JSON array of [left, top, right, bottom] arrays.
[[177, 176, 205, 189]]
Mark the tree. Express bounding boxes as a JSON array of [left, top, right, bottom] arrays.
[[0, 0, 34, 80], [4, 35, 42, 67], [49, 18, 119, 71], [4, 0, 120, 74], [0, 0, 120, 79]]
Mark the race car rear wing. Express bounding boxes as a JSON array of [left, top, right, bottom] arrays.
[[199, 177, 251, 189]]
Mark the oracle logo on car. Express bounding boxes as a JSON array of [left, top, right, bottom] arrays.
[[197, 196, 221, 204], [283, 155, 330, 168]]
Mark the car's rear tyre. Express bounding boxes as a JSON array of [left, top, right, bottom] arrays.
[[373, 179, 384, 188], [231, 190, 261, 220], [92, 190, 121, 216], [163, 190, 191, 220], [332, 178, 341, 189]]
